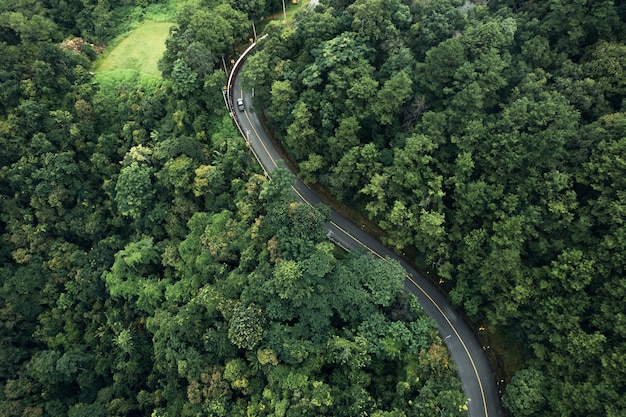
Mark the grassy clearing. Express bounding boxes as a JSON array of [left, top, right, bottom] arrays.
[[95, 20, 173, 78], [257, 0, 311, 31], [285, 0, 312, 21]]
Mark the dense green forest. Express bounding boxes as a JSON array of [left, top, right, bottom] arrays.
[[0, 0, 468, 416], [246, 0, 626, 416], [3, 0, 626, 415]]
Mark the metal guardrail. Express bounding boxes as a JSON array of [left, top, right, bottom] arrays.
[[222, 34, 500, 417], [226, 35, 270, 178]]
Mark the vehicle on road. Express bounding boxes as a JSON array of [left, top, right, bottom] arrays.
[[227, 41, 503, 417], [236, 98, 244, 111]]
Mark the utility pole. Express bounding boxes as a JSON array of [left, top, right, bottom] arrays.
[[282, 0, 286, 22], [221, 55, 228, 74], [252, 20, 257, 42]]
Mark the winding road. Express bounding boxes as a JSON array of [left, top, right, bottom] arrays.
[[226, 39, 503, 417]]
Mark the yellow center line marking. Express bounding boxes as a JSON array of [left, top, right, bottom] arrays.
[[243, 108, 321, 211], [329, 220, 488, 416], [241, 97, 278, 169], [234, 90, 489, 417]]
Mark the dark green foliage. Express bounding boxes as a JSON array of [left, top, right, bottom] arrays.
[[251, 1, 626, 416], [8, 0, 626, 415], [0, 1, 467, 416]]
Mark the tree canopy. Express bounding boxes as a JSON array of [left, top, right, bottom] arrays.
[[0, 0, 468, 416], [4, 0, 626, 415], [248, 1, 626, 416]]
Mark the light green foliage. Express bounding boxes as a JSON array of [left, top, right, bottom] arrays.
[[328, 115, 360, 163], [269, 79, 296, 122], [188, 4, 247, 56], [170, 58, 198, 96], [156, 154, 194, 194], [95, 20, 173, 78], [410, 0, 464, 55], [253, 0, 626, 415], [585, 41, 626, 101], [258, 166, 295, 203], [223, 358, 250, 392], [418, 37, 467, 101], [7, 0, 626, 415], [372, 70, 413, 125], [241, 49, 272, 93], [286, 101, 316, 160], [115, 161, 155, 219], [349, 0, 398, 43], [193, 164, 224, 197], [502, 368, 546, 416], [268, 259, 307, 302], [103, 237, 165, 314], [299, 153, 324, 183], [330, 143, 382, 200], [327, 335, 370, 369], [0, 9, 61, 43]]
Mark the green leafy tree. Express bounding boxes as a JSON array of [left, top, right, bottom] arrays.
[[269, 79, 296, 122], [103, 237, 164, 314], [228, 303, 267, 350], [371, 70, 412, 125], [285, 101, 316, 160], [115, 161, 155, 220], [503, 368, 547, 416], [170, 58, 198, 97]]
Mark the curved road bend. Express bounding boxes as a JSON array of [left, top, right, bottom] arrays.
[[227, 43, 503, 417]]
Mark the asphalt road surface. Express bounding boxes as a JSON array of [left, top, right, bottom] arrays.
[[227, 41, 503, 417]]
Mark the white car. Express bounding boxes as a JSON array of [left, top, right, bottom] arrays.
[[236, 98, 244, 111]]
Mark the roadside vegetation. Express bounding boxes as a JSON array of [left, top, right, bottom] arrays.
[[0, 1, 467, 417], [2, 0, 625, 415], [247, 1, 626, 416]]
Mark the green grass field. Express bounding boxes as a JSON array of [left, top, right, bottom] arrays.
[[285, 0, 312, 21], [95, 20, 173, 78], [94, 0, 308, 82]]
